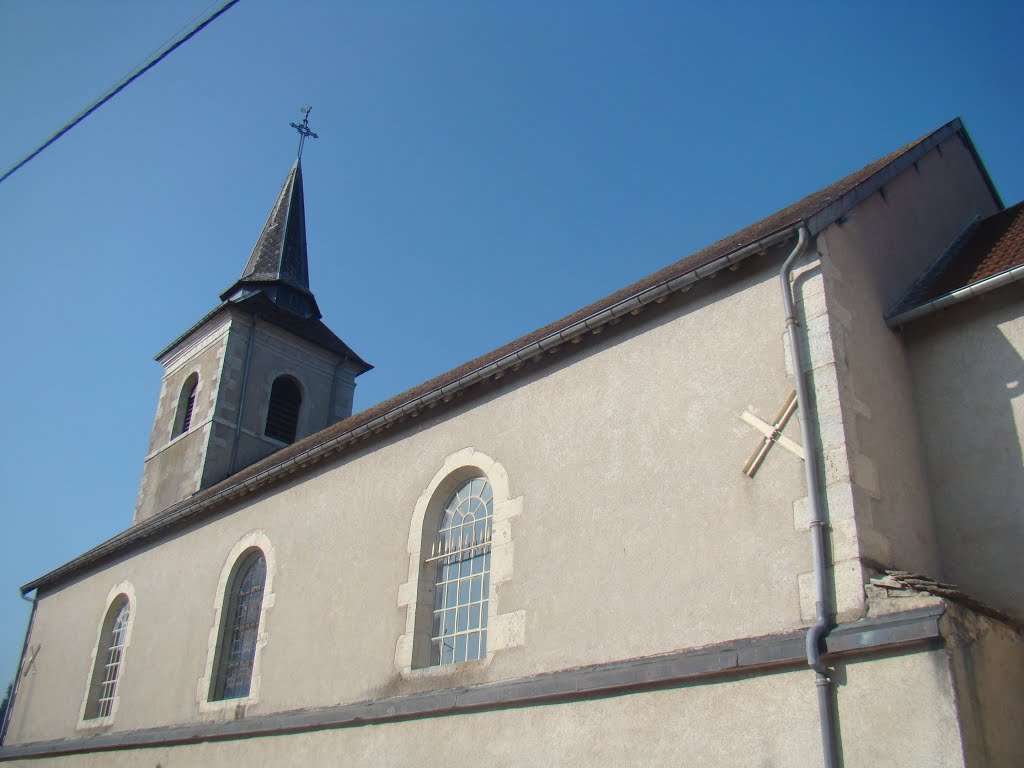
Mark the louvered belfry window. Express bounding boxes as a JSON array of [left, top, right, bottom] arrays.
[[428, 478, 493, 666], [211, 550, 266, 701], [181, 385, 197, 432], [264, 376, 301, 443], [85, 596, 130, 720], [174, 373, 199, 437]]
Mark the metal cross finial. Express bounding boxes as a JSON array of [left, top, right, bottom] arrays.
[[290, 106, 319, 159]]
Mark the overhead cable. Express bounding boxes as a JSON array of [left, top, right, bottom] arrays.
[[0, 0, 241, 187]]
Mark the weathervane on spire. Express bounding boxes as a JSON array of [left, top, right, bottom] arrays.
[[290, 106, 319, 159]]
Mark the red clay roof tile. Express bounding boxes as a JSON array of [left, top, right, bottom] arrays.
[[895, 200, 1024, 312]]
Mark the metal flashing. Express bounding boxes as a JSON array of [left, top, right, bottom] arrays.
[[0, 606, 945, 761], [887, 263, 1024, 327]]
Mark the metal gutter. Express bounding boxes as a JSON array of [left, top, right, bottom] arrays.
[[779, 226, 838, 768], [887, 264, 1024, 327]]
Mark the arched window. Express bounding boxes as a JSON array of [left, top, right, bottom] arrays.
[[397, 450, 523, 677], [210, 549, 267, 701], [428, 477, 493, 666], [173, 372, 199, 438], [264, 376, 301, 444], [84, 595, 131, 720]]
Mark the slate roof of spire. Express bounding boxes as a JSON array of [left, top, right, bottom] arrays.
[[220, 159, 321, 319], [157, 158, 371, 368]]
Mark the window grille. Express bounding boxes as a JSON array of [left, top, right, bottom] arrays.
[[211, 550, 266, 701], [264, 376, 301, 443], [429, 477, 492, 666], [85, 597, 130, 720]]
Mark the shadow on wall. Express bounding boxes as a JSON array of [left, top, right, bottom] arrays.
[[906, 286, 1024, 620]]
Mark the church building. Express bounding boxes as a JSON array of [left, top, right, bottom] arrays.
[[1, 117, 1022, 766]]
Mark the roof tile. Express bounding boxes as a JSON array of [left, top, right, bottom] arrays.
[[895, 201, 1024, 313]]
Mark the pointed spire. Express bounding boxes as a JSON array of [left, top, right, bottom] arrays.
[[220, 158, 321, 319]]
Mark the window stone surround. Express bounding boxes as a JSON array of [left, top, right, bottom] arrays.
[[76, 580, 136, 732], [198, 530, 276, 714], [395, 448, 525, 678]]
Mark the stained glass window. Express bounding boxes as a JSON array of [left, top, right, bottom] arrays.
[[430, 477, 492, 666], [211, 550, 266, 700]]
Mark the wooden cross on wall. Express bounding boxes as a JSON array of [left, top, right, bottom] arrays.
[[740, 390, 804, 477], [22, 644, 41, 677]]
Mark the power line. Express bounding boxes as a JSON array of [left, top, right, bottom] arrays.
[[98, 0, 225, 98], [0, 0, 242, 187]]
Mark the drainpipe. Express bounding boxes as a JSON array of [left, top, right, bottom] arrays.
[[780, 225, 838, 768], [0, 591, 38, 746], [228, 313, 258, 477]]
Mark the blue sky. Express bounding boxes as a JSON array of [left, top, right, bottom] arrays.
[[0, 0, 1021, 689]]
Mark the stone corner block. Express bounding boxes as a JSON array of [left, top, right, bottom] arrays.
[[493, 495, 523, 522], [797, 558, 866, 624], [490, 610, 526, 652], [793, 496, 810, 531], [490, 542, 515, 584], [397, 580, 416, 608]]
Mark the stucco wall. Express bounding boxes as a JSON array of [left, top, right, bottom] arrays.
[[136, 309, 357, 522], [904, 285, 1024, 618], [203, 310, 353, 490], [134, 313, 230, 522], [7, 258, 818, 743], [2, 650, 967, 767], [947, 606, 1024, 768], [815, 134, 1000, 582]]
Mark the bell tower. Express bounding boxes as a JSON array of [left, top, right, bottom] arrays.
[[134, 112, 371, 524]]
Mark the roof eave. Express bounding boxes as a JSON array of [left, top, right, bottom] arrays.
[[23, 119, 991, 596], [153, 304, 230, 362], [21, 224, 806, 596], [887, 263, 1024, 328], [807, 119, 975, 235]]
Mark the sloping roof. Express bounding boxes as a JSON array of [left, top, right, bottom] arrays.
[[890, 200, 1024, 318], [219, 158, 321, 320], [232, 160, 311, 290], [869, 570, 1022, 630], [22, 118, 1000, 594], [236, 293, 371, 371], [153, 295, 371, 372], [158, 159, 367, 363]]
